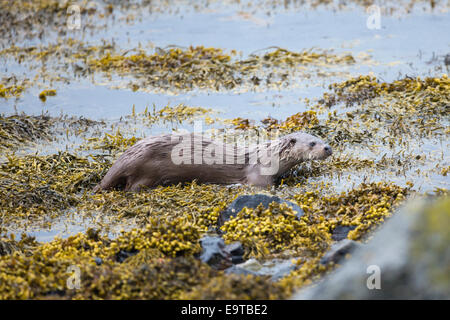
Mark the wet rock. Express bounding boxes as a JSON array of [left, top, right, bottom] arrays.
[[224, 242, 245, 264], [293, 197, 450, 299], [199, 236, 232, 270], [225, 258, 261, 277], [331, 225, 357, 241], [218, 194, 304, 227], [320, 239, 360, 265], [226, 258, 298, 281], [115, 249, 138, 263], [225, 264, 259, 277]]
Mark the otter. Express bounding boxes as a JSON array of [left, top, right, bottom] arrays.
[[93, 131, 332, 192]]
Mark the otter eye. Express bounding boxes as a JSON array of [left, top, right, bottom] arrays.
[[309, 142, 316, 147]]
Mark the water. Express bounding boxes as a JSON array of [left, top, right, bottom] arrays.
[[2, 5, 449, 121]]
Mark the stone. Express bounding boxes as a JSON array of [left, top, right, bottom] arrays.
[[115, 249, 138, 263], [293, 197, 450, 299], [320, 239, 360, 265], [224, 242, 245, 264], [331, 225, 356, 241], [94, 257, 103, 266], [199, 236, 232, 269], [226, 258, 298, 281], [224, 265, 259, 276], [218, 194, 304, 227]]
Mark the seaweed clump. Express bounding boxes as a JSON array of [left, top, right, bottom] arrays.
[[251, 47, 355, 68], [38, 89, 56, 102], [0, 114, 53, 150], [150, 104, 213, 123], [0, 113, 103, 152], [220, 182, 408, 261], [231, 111, 319, 132], [181, 273, 290, 300], [83, 181, 245, 228], [0, 40, 359, 93], [325, 75, 449, 114], [0, 215, 205, 299], [0, 0, 110, 42], [318, 75, 450, 142], [294, 182, 409, 241], [221, 202, 331, 258], [0, 83, 25, 99], [87, 45, 358, 92], [88, 46, 239, 91], [0, 152, 108, 224], [0, 169, 412, 300]]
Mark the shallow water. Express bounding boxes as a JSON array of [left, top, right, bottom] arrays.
[[2, 5, 449, 121]]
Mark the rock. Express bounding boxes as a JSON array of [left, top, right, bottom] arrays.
[[199, 236, 232, 269], [224, 265, 259, 277], [293, 197, 450, 299], [218, 194, 304, 227], [224, 242, 245, 264], [320, 239, 360, 265], [225, 258, 261, 277], [226, 258, 298, 281], [199, 237, 245, 268], [331, 225, 356, 241], [115, 249, 138, 263]]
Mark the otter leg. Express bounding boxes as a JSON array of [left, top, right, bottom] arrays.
[[94, 174, 128, 192], [246, 170, 274, 187], [127, 178, 155, 192]]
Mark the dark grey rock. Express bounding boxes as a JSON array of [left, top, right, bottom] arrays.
[[225, 265, 259, 277], [224, 242, 244, 256], [115, 249, 138, 263], [320, 239, 360, 265], [225, 258, 298, 281], [230, 255, 245, 265], [94, 257, 103, 266], [218, 194, 304, 227], [224, 242, 245, 264], [293, 198, 450, 299], [199, 236, 231, 269], [331, 225, 357, 241]]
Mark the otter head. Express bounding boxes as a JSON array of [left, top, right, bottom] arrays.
[[279, 132, 332, 162]]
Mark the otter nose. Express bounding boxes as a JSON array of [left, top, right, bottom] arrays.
[[324, 146, 332, 155]]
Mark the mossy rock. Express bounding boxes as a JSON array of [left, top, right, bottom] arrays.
[[293, 196, 450, 299]]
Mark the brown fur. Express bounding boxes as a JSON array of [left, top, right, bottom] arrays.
[[93, 132, 332, 192]]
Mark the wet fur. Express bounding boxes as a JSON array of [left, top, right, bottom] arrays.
[[93, 132, 332, 192]]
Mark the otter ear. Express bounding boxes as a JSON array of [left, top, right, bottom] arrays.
[[280, 137, 296, 155]]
